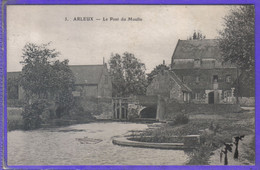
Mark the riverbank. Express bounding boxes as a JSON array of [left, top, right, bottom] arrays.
[[130, 107, 255, 165], [7, 107, 157, 131], [7, 107, 97, 131]]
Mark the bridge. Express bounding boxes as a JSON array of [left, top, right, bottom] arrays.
[[112, 95, 161, 120]]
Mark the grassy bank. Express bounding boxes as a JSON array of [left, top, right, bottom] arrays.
[[131, 108, 255, 165], [7, 107, 24, 131], [7, 107, 97, 131]]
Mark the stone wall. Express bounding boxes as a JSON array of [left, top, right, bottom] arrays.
[[162, 99, 241, 120], [78, 97, 113, 119], [173, 68, 238, 101], [238, 97, 255, 107]]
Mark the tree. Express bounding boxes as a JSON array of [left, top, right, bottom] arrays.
[[108, 52, 147, 97], [147, 64, 170, 85], [218, 6, 255, 96], [188, 30, 206, 40], [218, 6, 254, 73], [19, 43, 75, 128], [20, 43, 75, 103]]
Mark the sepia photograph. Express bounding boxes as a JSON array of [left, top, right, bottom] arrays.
[[5, 5, 255, 166]]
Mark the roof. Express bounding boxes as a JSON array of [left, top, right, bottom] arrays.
[[69, 65, 105, 85], [168, 71, 192, 92], [172, 39, 221, 60], [7, 65, 107, 85], [7, 72, 21, 79]]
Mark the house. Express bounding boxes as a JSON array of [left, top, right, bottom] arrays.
[[7, 64, 112, 100], [171, 39, 238, 104], [146, 70, 192, 103], [70, 64, 112, 98]]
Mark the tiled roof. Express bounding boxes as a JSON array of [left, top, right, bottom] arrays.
[[7, 72, 21, 79], [172, 39, 221, 60], [69, 65, 105, 85], [7, 65, 106, 85]]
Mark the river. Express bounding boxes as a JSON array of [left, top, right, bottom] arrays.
[[8, 122, 189, 165]]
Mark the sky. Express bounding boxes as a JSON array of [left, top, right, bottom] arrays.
[[7, 5, 235, 73]]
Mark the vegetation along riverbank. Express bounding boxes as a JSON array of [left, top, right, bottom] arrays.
[[128, 108, 255, 165]]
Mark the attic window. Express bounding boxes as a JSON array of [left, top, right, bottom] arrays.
[[194, 59, 201, 68], [213, 75, 218, 83]]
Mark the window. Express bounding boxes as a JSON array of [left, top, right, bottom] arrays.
[[196, 76, 200, 83], [226, 75, 231, 83], [194, 59, 201, 68], [213, 75, 218, 83], [224, 90, 231, 98]]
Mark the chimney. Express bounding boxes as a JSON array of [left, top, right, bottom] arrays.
[[163, 60, 165, 65], [103, 57, 105, 65]]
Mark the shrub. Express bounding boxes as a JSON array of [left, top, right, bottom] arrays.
[[173, 113, 189, 125], [22, 99, 50, 130], [7, 108, 23, 131]]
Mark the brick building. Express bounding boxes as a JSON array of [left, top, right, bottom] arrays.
[[70, 64, 112, 98], [7, 64, 112, 100], [171, 39, 238, 104], [146, 70, 192, 103]]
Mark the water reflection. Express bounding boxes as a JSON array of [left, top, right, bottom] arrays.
[[8, 122, 189, 165]]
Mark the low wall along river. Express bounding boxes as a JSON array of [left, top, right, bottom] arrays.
[[8, 122, 189, 165]]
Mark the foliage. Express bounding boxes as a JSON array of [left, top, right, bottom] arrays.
[[19, 43, 75, 112], [218, 6, 254, 73], [22, 99, 50, 130], [147, 64, 170, 85], [173, 113, 189, 125], [186, 143, 212, 165], [7, 108, 23, 131], [108, 52, 147, 97], [187, 30, 206, 40]]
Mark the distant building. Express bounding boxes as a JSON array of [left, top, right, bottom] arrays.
[[146, 70, 192, 103], [171, 39, 238, 104], [70, 64, 112, 98], [7, 64, 112, 100]]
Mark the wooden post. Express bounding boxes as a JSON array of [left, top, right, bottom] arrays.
[[119, 99, 122, 119], [115, 100, 118, 119], [124, 106, 127, 119], [112, 99, 114, 119]]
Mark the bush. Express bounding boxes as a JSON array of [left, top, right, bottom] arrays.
[[7, 108, 23, 131], [173, 113, 189, 125], [22, 99, 50, 130]]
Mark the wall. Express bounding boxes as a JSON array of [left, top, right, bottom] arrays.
[[238, 97, 255, 107], [97, 68, 113, 97], [173, 68, 238, 92], [146, 71, 183, 101], [169, 80, 183, 102], [78, 96, 113, 119], [146, 73, 171, 97], [162, 100, 241, 120], [173, 68, 238, 103]]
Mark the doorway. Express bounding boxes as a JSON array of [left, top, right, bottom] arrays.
[[208, 91, 214, 104]]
